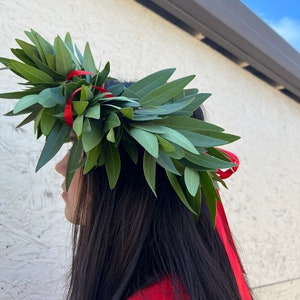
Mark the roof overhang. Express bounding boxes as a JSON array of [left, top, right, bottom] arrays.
[[137, 0, 300, 103]]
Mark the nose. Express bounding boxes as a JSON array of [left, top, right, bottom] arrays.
[[55, 152, 69, 176]]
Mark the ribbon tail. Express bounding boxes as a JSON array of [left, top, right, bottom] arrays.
[[64, 87, 82, 128], [215, 149, 251, 299], [216, 201, 252, 300], [64, 102, 73, 127]]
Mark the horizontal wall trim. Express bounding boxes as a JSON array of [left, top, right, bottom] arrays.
[[137, 0, 300, 103]]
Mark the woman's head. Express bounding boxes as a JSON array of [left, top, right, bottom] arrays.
[[55, 108, 242, 300], [3, 31, 247, 300], [55, 105, 206, 225]]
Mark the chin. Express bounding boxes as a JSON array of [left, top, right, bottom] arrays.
[[65, 208, 74, 223]]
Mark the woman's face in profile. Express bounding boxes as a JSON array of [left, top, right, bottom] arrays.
[[55, 151, 81, 223]]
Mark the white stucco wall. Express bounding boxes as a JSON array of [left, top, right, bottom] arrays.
[[0, 0, 299, 299]]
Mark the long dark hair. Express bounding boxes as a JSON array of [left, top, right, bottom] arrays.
[[67, 146, 244, 299], [66, 81, 248, 299]]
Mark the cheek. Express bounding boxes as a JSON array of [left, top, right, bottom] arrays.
[[64, 204, 76, 223], [65, 168, 82, 223]]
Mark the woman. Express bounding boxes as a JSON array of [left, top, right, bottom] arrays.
[[55, 117, 245, 300], [1, 30, 252, 299]]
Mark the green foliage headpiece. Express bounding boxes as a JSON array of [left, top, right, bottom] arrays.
[[0, 30, 240, 223]]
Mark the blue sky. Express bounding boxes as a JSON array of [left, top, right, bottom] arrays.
[[241, 0, 300, 52]]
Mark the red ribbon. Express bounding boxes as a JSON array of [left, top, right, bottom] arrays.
[[66, 70, 94, 81], [92, 85, 114, 98], [64, 70, 113, 127], [216, 148, 239, 179], [64, 87, 82, 127], [216, 149, 252, 300]]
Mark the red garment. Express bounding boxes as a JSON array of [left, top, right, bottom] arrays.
[[128, 278, 189, 300]]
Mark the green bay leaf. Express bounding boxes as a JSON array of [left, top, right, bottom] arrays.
[[13, 94, 39, 113], [156, 153, 180, 175], [85, 104, 101, 119], [185, 152, 235, 169], [141, 75, 195, 106], [153, 116, 224, 132], [128, 128, 159, 158], [143, 151, 157, 196], [184, 167, 200, 196], [165, 170, 197, 215], [199, 171, 220, 225], [120, 107, 134, 120], [83, 145, 101, 174], [83, 42, 96, 73], [73, 101, 89, 115], [157, 135, 175, 152], [66, 140, 83, 190], [177, 130, 227, 147], [160, 127, 198, 155], [73, 114, 84, 138], [82, 119, 103, 152], [37, 87, 63, 108], [103, 141, 121, 189], [11, 48, 36, 67], [124, 68, 175, 98], [40, 109, 56, 136], [36, 122, 70, 171], [106, 128, 115, 142], [103, 112, 121, 133], [8, 60, 53, 82], [55, 35, 73, 76]]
